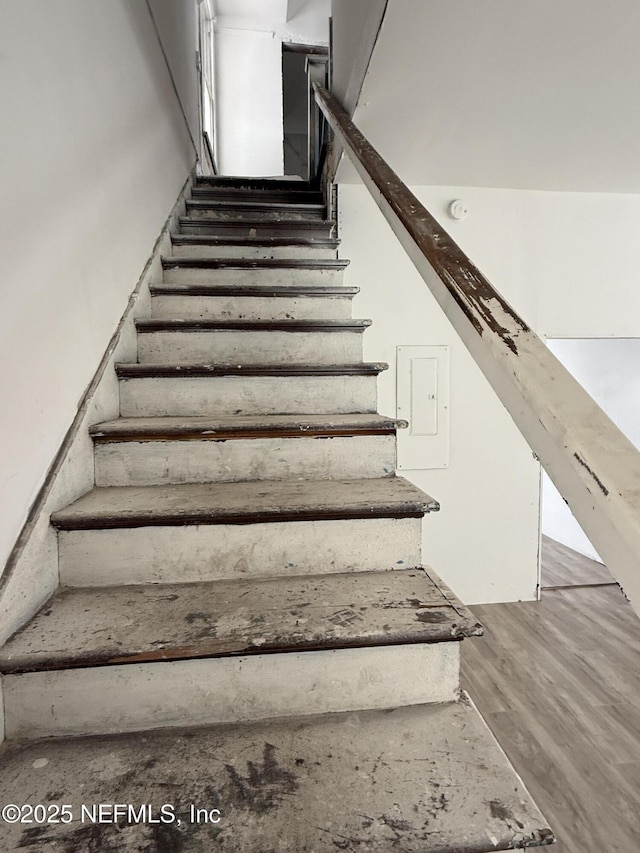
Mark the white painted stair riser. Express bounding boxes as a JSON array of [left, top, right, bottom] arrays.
[[162, 267, 344, 287], [136, 330, 364, 365], [2, 643, 459, 739], [58, 516, 422, 587], [171, 243, 337, 260], [94, 434, 397, 487], [119, 375, 378, 417], [151, 294, 353, 321]]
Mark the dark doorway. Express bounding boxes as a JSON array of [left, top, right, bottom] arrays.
[[282, 49, 309, 178]]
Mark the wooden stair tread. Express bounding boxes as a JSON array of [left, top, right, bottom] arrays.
[[51, 477, 439, 530], [150, 283, 358, 296], [162, 257, 348, 270], [171, 234, 339, 247], [0, 701, 554, 851], [115, 361, 388, 378], [186, 199, 326, 213], [135, 319, 372, 332], [0, 569, 482, 673], [195, 176, 312, 190], [190, 188, 324, 204], [178, 216, 335, 229], [90, 413, 407, 440]]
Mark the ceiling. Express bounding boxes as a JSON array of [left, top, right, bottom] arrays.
[[215, 0, 330, 45]]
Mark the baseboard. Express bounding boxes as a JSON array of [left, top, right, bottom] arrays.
[[0, 169, 196, 646]]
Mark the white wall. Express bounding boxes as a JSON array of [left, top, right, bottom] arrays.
[[344, 0, 640, 192], [215, 27, 285, 175], [284, 0, 331, 45], [331, 0, 387, 115], [338, 185, 541, 605], [542, 338, 640, 561], [337, 183, 640, 602], [148, 0, 201, 149], [0, 1, 194, 580], [214, 0, 329, 175], [366, 186, 640, 340]]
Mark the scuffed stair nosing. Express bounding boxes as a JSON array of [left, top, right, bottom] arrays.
[[135, 319, 372, 333], [171, 234, 340, 248], [0, 568, 483, 674], [150, 283, 358, 297], [90, 413, 408, 442], [115, 362, 388, 378], [185, 198, 327, 214], [195, 176, 313, 190], [51, 477, 439, 530], [162, 257, 349, 271], [178, 216, 336, 231]]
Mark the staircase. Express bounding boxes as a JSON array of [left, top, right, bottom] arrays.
[[0, 177, 553, 851]]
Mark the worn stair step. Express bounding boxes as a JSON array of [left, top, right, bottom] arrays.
[[150, 283, 358, 321], [170, 234, 339, 259], [52, 477, 437, 530], [0, 569, 477, 738], [116, 362, 385, 417], [179, 216, 335, 239], [91, 413, 403, 487], [0, 700, 554, 850], [185, 199, 326, 221], [162, 257, 348, 288], [0, 567, 481, 672], [191, 186, 324, 204], [135, 319, 371, 365], [196, 175, 312, 191], [53, 477, 435, 586]]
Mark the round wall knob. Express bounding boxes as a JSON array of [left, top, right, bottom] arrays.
[[448, 200, 468, 221]]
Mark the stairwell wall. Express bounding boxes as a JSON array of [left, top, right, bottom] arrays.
[[338, 184, 541, 605], [331, 0, 387, 117], [338, 183, 640, 603], [147, 0, 202, 151], [0, 1, 196, 641]]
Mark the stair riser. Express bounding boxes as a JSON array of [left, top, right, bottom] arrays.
[[94, 434, 396, 487], [186, 207, 325, 222], [191, 189, 323, 204], [151, 294, 353, 321], [196, 177, 311, 191], [2, 643, 459, 739], [58, 517, 421, 586], [179, 221, 334, 239], [137, 330, 363, 365], [171, 243, 337, 260], [119, 375, 378, 417], [163, 267, 344, 287]]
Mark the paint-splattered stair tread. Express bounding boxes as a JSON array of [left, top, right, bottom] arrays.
[[0, 700, 553, 852]]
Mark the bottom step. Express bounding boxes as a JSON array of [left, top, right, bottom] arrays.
[[0, 698, 554, 852]]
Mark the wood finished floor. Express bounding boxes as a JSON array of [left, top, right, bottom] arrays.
[[541, 534, 614, 588], [461, 584, 640, 853]]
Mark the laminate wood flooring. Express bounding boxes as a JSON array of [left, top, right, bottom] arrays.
[[461, 584, 640, 853], [541, 534, 614, 588]]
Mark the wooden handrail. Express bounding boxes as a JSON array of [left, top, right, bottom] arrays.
[[314, 83, 640, 615]]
